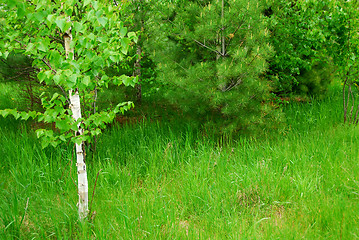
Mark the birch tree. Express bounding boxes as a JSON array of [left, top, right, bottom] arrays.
[[0, 0, 137, 219]]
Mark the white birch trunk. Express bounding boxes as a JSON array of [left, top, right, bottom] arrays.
[[64, 23, 89, 220], [69, 90, 89, 220]]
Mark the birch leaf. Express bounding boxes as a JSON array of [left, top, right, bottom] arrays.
[[55, 18, 66, 31]]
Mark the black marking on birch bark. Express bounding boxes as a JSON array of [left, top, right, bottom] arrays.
[[63, 32, 70, 39]]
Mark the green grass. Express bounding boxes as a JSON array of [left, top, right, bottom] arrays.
[[1, 86, 359, 239]]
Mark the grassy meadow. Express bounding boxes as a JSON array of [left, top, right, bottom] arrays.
[[0, 83, 359, 239]]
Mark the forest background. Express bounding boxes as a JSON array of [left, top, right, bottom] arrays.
[[0, 0, 359, 239]]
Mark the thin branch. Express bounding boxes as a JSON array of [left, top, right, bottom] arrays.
[[343, 71, 349, 123], [174, 61, 189, 73], [346, 83, 351, 123], [41, 58, 57, 74], [193, 39, 223, 56], [222, 78, 243, 92], [41, 58, 70, 104], [354, 103, 359, 124], [248, 53, 260, 66], [349, 84, 355, 122], [88, 169, 102, 217]]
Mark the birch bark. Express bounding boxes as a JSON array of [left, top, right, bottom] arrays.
[[64, 25, 89, 220]]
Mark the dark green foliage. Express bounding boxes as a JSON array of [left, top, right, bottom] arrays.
[[105, 53, 157, 102], [296, 61, 334, 98], [0, 53, 42, 110], [150, 0, 281, 134], [266, 0, 333, 97], [325, 0, 359, 124]]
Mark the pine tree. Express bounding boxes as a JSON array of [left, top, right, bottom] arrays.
[[150, 0, 277, 133]]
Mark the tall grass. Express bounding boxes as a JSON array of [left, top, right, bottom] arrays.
[[1, 86, 359, 239]]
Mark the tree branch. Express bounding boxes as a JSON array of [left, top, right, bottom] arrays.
[[41, 58, 70, 104], [193, 39, 223, 56]]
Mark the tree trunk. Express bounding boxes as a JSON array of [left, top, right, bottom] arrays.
[[64, 24, 89, 220], [69, 90, 89, 220], [134, 38, 142, 103]]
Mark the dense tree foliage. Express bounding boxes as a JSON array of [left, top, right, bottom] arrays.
[[147, 0, 281, 133], [0, 54, 44, 110], [0, 0, 358, 135], [266, 0, 334, 97], [326, 0, 359, 124]]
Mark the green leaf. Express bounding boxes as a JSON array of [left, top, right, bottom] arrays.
[[0, 109, 10, 118], [53, 74, 62, 85], [28, 111, 38, 119], [121, 75, 132, 86], [41, 140, 50, 149], [36, 129, 45, 138], [73, 137, 83, 145], [73, 21, 84, 33], [20, 112, 30, 120], [82, 76, 91, 86], [38, 40, 48, 52], [33, 11, 47, 22], [127, 32, 138, 43], [109, 52, 122, 63], [98, 17, 107, 27], [92, 1, 99, 10], [46, 14, 56, 27], [0, 51, 9, 59], [50, 140, 60, 148], [47, 14, 56, 22], [55, 17, 71, 32], [17, 3, 26, 18], [55, 18, 67, 32], [101, 75, 109, 82], [3, 109, 21, 120], [121, 38, 130, 55], [38, 71, 47, 83], [56, 119, 72, 132], [25, 43, 35, 54], [91, 128, 101, 136], [50, 93, 60, 102], [113, 75, 137, 87], [67, 74, 78, 88], [83, 0, 91, 7], [59, 135, 67, 142], [120, 27, 127, 38]]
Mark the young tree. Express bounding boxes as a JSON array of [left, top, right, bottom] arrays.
[[118, 0, 157, 103], [326, 0, 359, 124], [149, 0, 278, 133], [265, 0, 334, 97], [0, 0, 137, 219]]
